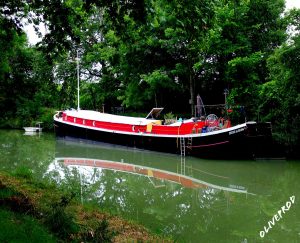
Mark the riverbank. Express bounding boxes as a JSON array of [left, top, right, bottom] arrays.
[[0, 171, 168, 242]]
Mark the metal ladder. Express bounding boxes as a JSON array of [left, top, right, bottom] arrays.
[[180, 137, 185, 157], [180, 155, 186, 175], [187, 137, 193, 149], [179, 137, 187, 175]]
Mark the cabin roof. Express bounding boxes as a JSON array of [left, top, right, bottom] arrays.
[[64, 109, 158, 126]]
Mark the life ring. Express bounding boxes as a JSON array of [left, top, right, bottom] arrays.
[[205, 114, 218, 127]]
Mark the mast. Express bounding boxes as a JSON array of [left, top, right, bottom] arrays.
[[76, 50, 80, 111]]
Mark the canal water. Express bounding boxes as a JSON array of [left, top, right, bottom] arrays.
[[1, 129, 300, 242]]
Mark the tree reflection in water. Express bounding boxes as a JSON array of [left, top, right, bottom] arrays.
[[45, 157, 258, 242], [1, 130, 299, 242]]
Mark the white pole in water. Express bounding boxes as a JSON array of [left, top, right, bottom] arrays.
[[76, 50, 80, 111]]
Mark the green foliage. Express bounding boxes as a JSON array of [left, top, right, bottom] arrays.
[[164, 112, 176, 125], [82, 218, 116, 243], [0, 209, 56, 243], [164, 112, 175, 120], [0, 187, 19, 200], [1, 168, 163, 242], [0, 26, 58, 129], [258, 34, 300, 156], [45, 193, 79, 239], [206, 0, 287, 109], [227, 52, 264, 118], [12, 166, 33, 180], [39, 107, 58, 130], [0, 0, 299, 156]]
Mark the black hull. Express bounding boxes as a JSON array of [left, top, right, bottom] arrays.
[[54, 120, 273, 159]]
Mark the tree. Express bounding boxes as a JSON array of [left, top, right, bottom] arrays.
[[207, 0, 287, 119], [259, 26, 300, 156], [151, 0, 216, 115]]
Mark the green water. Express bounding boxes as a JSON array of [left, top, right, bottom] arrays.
[[1, 129, 300, 242]]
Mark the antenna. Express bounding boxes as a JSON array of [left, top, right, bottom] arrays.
[[76, 50, 80, 111]]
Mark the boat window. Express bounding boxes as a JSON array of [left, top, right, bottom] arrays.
[[146, 108, 164, 119]]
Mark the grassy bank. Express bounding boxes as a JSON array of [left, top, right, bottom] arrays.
[[0, 171, 169, 242]]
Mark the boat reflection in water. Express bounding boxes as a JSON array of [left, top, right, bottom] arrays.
[[61, 157, 251, 193], [53, 138, 254, 195], [50, 138, 289, 242]]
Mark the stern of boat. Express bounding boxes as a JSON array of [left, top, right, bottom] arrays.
[[245, 121, 275, 158]]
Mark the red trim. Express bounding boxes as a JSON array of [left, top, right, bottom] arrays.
[[191, 141, 229, 148], [63, 158, 208, 189], [62, 112, 229, 136]]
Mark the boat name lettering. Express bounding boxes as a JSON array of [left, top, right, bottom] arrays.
[[229, 128, 245, 135], [229, 184, 245, 190]]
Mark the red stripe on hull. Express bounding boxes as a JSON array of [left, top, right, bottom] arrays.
[[190, 141, 230, 148], [62, 112, 207, 135]]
